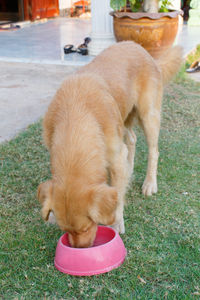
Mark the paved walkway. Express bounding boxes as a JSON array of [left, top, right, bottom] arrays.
[[0, 18, 199, 143], [0, 62, 77, 143]]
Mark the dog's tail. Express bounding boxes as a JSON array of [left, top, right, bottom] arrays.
[[156, 46, 183, 84]]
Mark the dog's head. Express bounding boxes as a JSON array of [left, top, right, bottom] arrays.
[[37, 180, 117, 248]]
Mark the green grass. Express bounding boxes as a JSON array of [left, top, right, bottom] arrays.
[[0, 76, 200, 299]]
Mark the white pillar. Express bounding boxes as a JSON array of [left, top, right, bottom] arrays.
[[88, 0, 115, 56], [169, 0, 181, 10]]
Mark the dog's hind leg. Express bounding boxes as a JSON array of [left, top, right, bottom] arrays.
[[139, 108, 160, 196], [108, 142, 130, 233], [135, 80, 162, 196]]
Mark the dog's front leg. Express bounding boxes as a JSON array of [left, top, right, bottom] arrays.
[[124, 128, 137, 172]]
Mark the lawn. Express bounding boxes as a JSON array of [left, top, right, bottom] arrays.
[[0, 75, 200, 299]]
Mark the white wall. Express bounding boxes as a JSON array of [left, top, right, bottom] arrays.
[[59, 0, 72, 10]]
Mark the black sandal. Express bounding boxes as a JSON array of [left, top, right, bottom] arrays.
[[76, 37, 91, 55], [77, 45, 88, 55], [63, 44, 77, 54]]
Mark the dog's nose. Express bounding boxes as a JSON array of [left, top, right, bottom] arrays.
[[68, 233, 94, 248]]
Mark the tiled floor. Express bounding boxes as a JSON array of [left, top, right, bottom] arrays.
[[174, 23, 200, 55], [0, 17, 199, 66], [0, 18, 92, 66]]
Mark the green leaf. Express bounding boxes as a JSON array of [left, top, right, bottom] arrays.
[[159, 0, 172, 11], [110, 0, 126, 11], [130, 0, 143, 12], [129, 0, 136, 5]]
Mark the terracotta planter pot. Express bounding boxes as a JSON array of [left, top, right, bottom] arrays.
[[110, 10, 183, 58]]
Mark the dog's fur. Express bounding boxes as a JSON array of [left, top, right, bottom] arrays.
[[38, 41, 182, 247]]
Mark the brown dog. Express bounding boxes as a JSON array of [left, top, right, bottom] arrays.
[[38, 41, 182, 247]]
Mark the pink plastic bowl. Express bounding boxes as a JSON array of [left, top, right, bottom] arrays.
[[54, 226, 127, 276]]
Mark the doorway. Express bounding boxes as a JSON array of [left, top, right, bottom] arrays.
[[0, 0, 23, 22], [0, 0, 59, 23]]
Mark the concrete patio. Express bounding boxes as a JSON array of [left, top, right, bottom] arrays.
[[0, 17, 199, 143], [0, 61, 78, 143]]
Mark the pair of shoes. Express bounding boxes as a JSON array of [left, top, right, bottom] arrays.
[[186, 60, 200, 73], [64, 37, 91, 55]]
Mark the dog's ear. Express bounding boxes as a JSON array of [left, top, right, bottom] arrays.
[[89, 184, 118, 225], [37, 180, 53, 221]]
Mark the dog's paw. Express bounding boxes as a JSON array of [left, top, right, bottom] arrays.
[[142, 179, 157, 196], [111, 219, 125, 234]]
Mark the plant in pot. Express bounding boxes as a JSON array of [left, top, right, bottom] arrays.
[[110, 0, 183, 58]]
